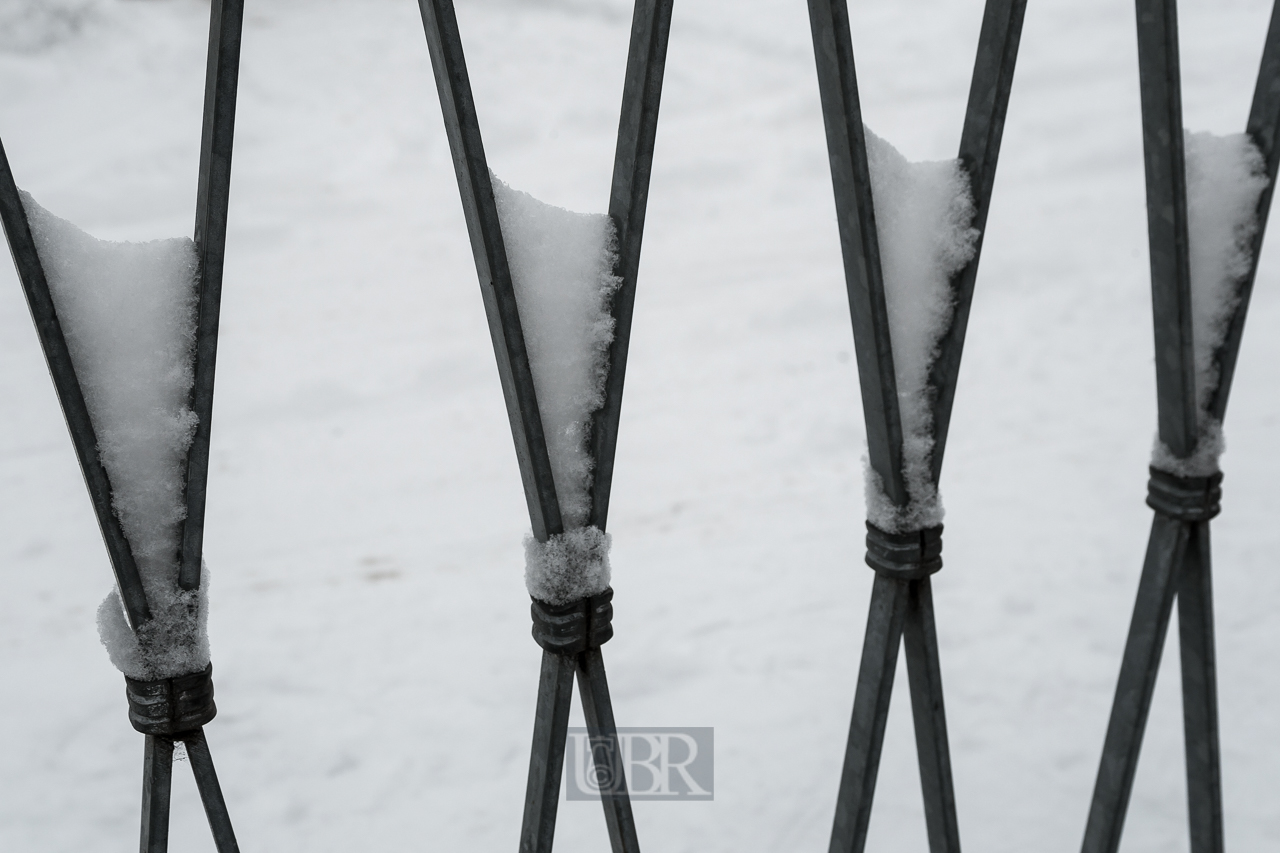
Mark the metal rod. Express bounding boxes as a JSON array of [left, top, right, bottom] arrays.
[[184, 728, 241, 853], [140, 736, 175, 853], [520, 650, 577, 853], [903, 578, 961, 853], [829, 575, 909, 853], [1177, 523, 1224, 853], [179, 0, 246, 590], [805, 0, 907, 506], [928, 0, 1028, 483], [1135, 0, 1199, 457], [1209, 0, 1280, 422], [417, 0, 563, 541], [1081, 515, 1188, 853], [0, 137, 153, 629], [576, 648, 641, 853], [590, 0, 675, 531]]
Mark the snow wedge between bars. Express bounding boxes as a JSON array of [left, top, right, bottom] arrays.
[[1150, 131, 1268, 478], [21, 192, 210, 681], [491, 175, 619, 605], [860, 128, 979, 534]]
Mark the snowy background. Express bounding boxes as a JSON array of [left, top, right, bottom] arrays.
[[2, 0, 1279, 850]]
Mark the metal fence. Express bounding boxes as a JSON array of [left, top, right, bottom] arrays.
[[1, 2, 1277, 853]]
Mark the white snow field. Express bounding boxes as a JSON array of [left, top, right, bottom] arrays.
[[1, 1, 1278, 852]]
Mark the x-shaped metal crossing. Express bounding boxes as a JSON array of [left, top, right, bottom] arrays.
[[0, 1, 245, 850], [1081, 4, 1280, 853], [415, 2, 673, 851], [805, 2, 1027, 851]]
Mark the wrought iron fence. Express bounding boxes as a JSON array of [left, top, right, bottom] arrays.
[[0, 2, 1277, 853]]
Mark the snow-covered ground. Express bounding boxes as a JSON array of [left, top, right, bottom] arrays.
[[2, 1, 1278, 850]]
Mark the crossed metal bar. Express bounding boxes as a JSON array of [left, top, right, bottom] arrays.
[[415, 2, 672, 851], [0, 1, 245, 850], [805, 2, 1026, 852], [1080, 5, 1280, 853]]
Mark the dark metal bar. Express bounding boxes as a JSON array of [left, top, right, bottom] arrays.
[[1081, 515, 1188, 853], [1177, 523, 1224, 853], [576, 648, 640, 853], [1135, 0, 1199, 457], [1209, 0, 1280, 422], [140, 736, 174, 853], [589, 0, 674, 531], [0, 137, 153, 629], [928, 0, 1028, 482], [806, 0, 907, 505], [417, 0, 563, 541], [185, 728, 241, 853], [520, 650, 577, 853], [903, 578, 961, 853], [829, 575, 909, 853], [179, 0, 245, 590]]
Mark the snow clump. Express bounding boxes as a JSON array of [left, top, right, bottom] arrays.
[[1150, 131, 1267, 477], [491, 175, 620, 603], [861, 127, 979, 533], [22, 192, 209, 681]]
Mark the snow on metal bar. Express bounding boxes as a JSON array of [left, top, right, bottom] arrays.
[[0, 137, 153, 630]]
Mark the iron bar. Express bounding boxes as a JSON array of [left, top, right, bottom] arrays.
[[0, 137, 153, 630], [185, 728, 241, 853], [520, 650, 578, 853], [577, 648, 640, 853], [1177, 523, 1224, 853], [1135, 0, 1198, 457], [829, 574, 909, 853], [417, 0, 563, 542], [928, 0, 1028, 483], [590, 0, 674, 531], [141, 736, 175, 853], [180, 0, 245, 590], [419, 6, 658, 850], [1210, 0, 1280, 422], [806, 0, 907, 506], [903, 578, 960, 853], [1081, 514, 1187, 853]]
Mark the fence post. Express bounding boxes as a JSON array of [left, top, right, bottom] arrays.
[[1081, 5, 1280, 853], [806, 3, 1026, 851], [416, 3, 672, 851]]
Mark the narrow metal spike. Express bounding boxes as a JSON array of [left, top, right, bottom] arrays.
[[929, 0, 1028, 482], [903, 579, 961, 853], [829, 575, 909, 853], [1135, 0, 1199, 457], [185, 729, 241, 853], [180, 0, 246, 590], [416, 0, 564, 540], [805, 0, 908, 506], [520, 651, 578, 853], [1209, 0, 1280, 422], [577, 649, 640, 853], [1082, 515, 1188, 853], [1177, 524, 1224, 853], [140, 736, 175, 853]]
